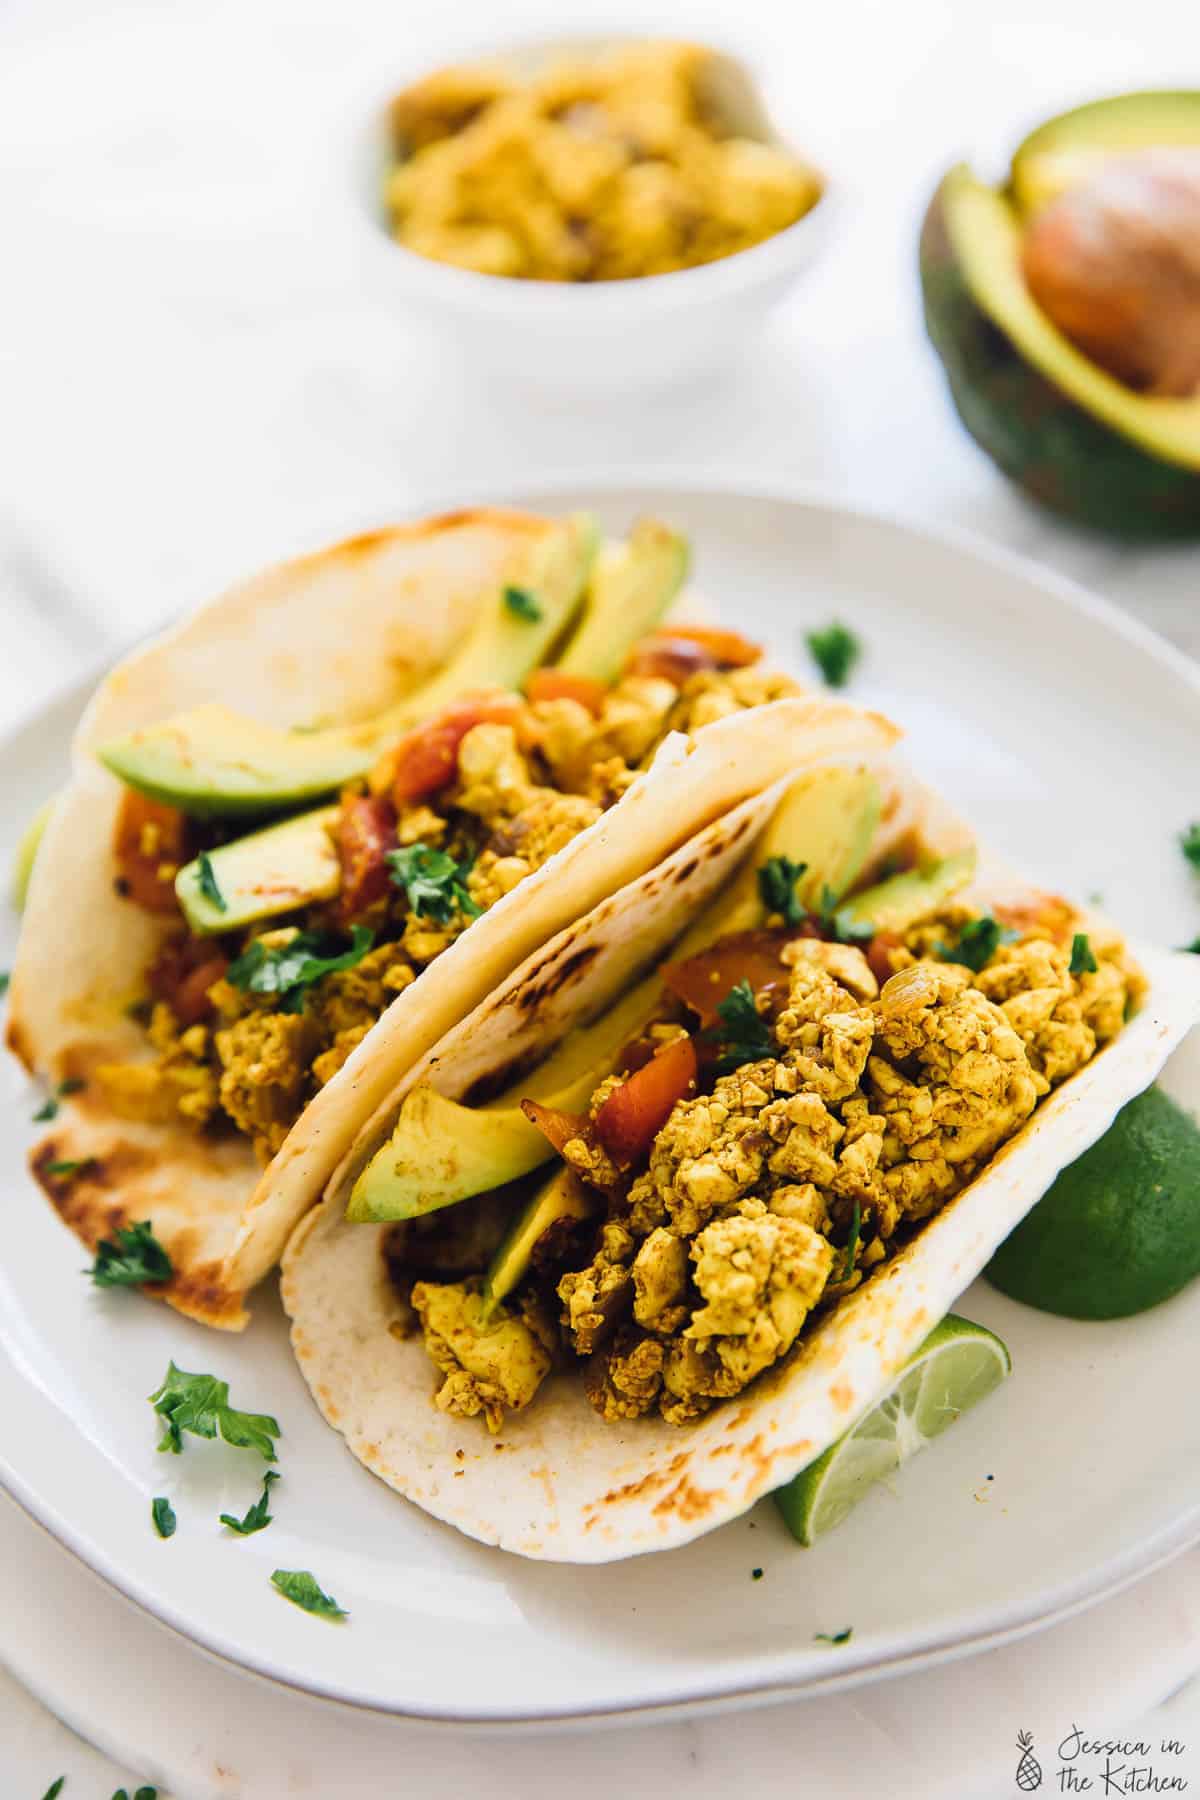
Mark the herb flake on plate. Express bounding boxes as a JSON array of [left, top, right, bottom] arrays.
[[221, 1470, 279, 1536], [149, 1362, 280, 1460], [271, 1568, 347, 1620], [815, 1627, 853, 1645], [805, 622, 860, 688], [151, 1495, 176, 1539], [1181, 823, 1200, 869]]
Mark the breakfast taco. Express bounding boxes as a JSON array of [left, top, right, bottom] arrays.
[[9, 505, 898, 1328], [281, 759, 1200, 1559]]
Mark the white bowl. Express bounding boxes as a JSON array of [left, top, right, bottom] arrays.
[[343, 36, 838, 392]]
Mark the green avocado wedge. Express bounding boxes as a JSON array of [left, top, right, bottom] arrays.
[[11, 794, 55, 910], [97, 514, 598, 818], [347, 764, 885, 1225], [175, 805, 341, 935], [553, 517, 689, 685], [836, 847, 976, 935], [985, 1084, 1200, 1318], [480, 1167, 596, 1320], [920, 155, 1200, 538]]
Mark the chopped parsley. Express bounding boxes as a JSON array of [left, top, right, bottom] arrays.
[[41, 1782, 66, 1800], [196, 850, 226, 912], [90, 1220, 172, 1288], [818, 883, 874, 945], [112, 1789, 157, 1800], [805, 622, 860, 689], [815, 1627, 853, 1645], [226, 925, 373, 1015], [711, 979, 773, 1073], [151, 1495, 176, 1539], [758, 855, 808, 927], [1069, 932, 1097, 976], [840, 1199, 862, 1282], [1181, 824, 1200, 869], [45, 1158, 93, 1179], [0, 971, 9, 997], [149, 1362, 280, 1461], [221, 1470, 280, 1536], [387, 843, 481, 925], [935, 914, 1016, 973], [751, 1567, 764, 1580], [1184, 938, 1200, 955], [271, 1568, 347, 1620], [32, 1076, 84, 1123], [503, 584, 542, 623]]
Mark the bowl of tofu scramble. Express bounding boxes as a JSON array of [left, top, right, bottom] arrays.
[[349, 37, 835, 389]]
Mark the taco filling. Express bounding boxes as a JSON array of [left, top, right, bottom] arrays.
[[387, 854, 1144, 1434], [93, 552, 797, 1164]]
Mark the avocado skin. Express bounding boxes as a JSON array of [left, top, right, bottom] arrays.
[[920, 176, 1200, 540], [985, 1084, 1200, 1318]]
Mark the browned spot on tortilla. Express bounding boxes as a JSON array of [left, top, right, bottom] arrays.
[[513, 945, 600, 1013], [530, 1464, 557, 1509], [5, 1011, 36, 1073], [592, 1450, 690, 1511], [724, 1407, 753, 1432], [672, 858, 699, 885], [651, 1474, 721, 1522], [710, 1441, 737, 1458], [830, 1380, 855, 1413], [326, 508, 549, 564]]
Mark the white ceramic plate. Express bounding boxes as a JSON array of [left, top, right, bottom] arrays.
[[3, 481, 1199, 1726]]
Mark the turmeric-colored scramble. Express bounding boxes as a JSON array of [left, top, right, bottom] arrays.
[[384, 41, 822, 282]]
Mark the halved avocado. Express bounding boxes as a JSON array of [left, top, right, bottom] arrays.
[[837, 847, 977, 935], [175, 804, 341, 935], [480, 1167, 595, 1318], [553, 518, 689, 685], [1012, 90, 1200, 216], [348, 765, 884, 1224], [98, 514, 597, 818], [921, 109, 1200, 538]]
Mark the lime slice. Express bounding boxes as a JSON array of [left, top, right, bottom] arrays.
[[774, 1313, 1011, 1545]]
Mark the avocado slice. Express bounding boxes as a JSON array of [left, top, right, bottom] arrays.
[[921, 153, 1200, 537], [348, 765, 884, 1224], [1011, 90, 1200, 216], [97, 514, 597, 818], [175, 804, 341, 935], [480, 1167, 595, 1319], [837, 847, 977, 936], [11, 794, 55, 911], [553, 518, 689, 685]]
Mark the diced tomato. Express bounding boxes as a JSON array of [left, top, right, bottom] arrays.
[[661, 928, 799, 1029], [388, 694, 524, 806], [865, 930, 903, 987], [113, 792, 192, 915], [148, 937, 228, 1025], [624, 624, 762, 686], [524, 669, 608, 716], [994, 891, 1075, 946], [520, 1098, 596, 1157], [593, 1034, 697, 1166], [336, 793, 396, 922]]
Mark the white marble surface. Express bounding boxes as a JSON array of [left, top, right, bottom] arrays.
[[3, 0, 1200, 1791]]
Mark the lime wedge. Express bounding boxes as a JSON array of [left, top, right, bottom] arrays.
[[774, 1313, 1011, 1545]]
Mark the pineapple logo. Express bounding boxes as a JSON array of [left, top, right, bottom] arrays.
[[1015, 1730, 1043, 1791]]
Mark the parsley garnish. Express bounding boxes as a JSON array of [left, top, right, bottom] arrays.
[[1069, 932, 1097, 976], [758, 855, 808, 927], [805, 622, 860, 688], [1183, 938, 1200, 955], [271, 1568, 347, 1620], [90, 1219, 172, 1287], [41, 1782, 66, 1800], [149, 1362, 280, 1460], [0, 971, 9, 997], [151, 1495, 176, 1539], [112, 1789, 157, 1799], [815, 1627, 853, 1645], [221, 1470, 280, 1536], [387, 843, 482, 925], [45, 1158, 93, 1179], [751, 1567, 764, 1580], [503, 585, 542, 622], [840, 1199, 862, 1282], [196, 850, 226, 912], [710, 979, 773, 1073], [226, 925, 373, 1015], [818, 883, 874, 944], [935, 914, 1016, 973], [33, 1076, 84, 1123], [1181, 824, 1200, 869]]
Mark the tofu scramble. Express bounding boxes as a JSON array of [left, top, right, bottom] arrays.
[[384, 41, 823, 282], [396, 903, 1143, 1431], [96, 630, 796, 1163]]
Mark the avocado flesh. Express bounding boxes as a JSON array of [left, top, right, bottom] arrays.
[[11, 794, 55, 910], [97, 513, 597, 818], [940, 167, 1200, 471], [480, 1167, 595, 1319], [1011, 90, 1200, 216], [175, 804, 341, 935], [553, 518, 689, 685], [348, 765, 883, 1225], [837, 847, 977, 935]]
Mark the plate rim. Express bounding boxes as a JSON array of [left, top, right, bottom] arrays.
[[3, 470, 1199, 1726]]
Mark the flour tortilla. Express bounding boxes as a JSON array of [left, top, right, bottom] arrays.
[[282, 784, 1200, 1560], [10, 509, 898, 1327]]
